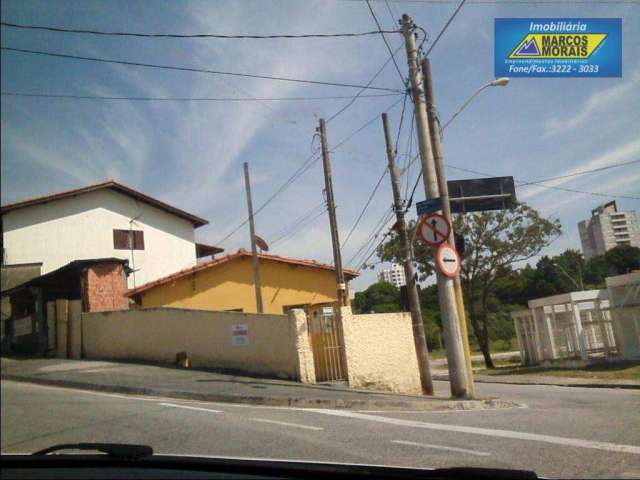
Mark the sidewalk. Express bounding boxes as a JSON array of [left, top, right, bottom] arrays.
[[433, 371, 640, 389], [0, 357, 516, 411]]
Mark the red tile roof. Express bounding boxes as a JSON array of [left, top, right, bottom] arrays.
[[1, 180, 208, 227], [127, 249, 359, 297]]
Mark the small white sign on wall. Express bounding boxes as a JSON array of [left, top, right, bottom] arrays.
[[13, 316, 32, 337], [232, 323, 249, 346]]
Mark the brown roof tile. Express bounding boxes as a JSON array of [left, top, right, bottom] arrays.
[[127, 249, 359, 297], [1, 180, 208, 227]]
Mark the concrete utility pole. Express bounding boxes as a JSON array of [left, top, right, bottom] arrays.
[[401, 13, 469, 398], [243, 162, 264, 313], [422, 57, 475, 398], [382, 112, 434, 395], [318, 118, 347, 307]]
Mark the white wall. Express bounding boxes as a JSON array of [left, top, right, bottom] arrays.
[[3, 189, 198, 288]]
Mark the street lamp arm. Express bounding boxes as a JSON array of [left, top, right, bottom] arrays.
[[441, 83, 491, 131], [441, 77, 509, 131]]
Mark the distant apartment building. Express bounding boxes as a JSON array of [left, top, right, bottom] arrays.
[[578, 201, 640, 259], [378, 263, 406, 288]]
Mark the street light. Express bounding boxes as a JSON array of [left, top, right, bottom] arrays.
[[442, 77, 510, 131]]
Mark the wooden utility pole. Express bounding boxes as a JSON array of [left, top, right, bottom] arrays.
[[318, 118, 347, 306], [422, 57, 475, 398], [382, 112, 434, 395], [243, 162, 264, 313], [401, 13, 469, 398]]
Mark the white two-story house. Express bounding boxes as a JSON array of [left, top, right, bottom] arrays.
[[1, 181, 222, 289]]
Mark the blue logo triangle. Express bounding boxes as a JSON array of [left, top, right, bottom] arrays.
[[515, 38, 540, 56]]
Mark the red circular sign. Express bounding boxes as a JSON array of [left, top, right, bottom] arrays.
[[436, 243, 461, 278], [417, 212, 451, 247]]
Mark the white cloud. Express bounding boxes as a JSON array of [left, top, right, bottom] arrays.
[[520, 137, 640, 201], [544, 69, 640, 137]]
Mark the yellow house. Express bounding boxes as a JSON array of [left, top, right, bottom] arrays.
[[127, 249, 359, 314]]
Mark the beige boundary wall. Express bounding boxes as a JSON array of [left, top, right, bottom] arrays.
[[340, 307, 422, 395], [82, 307, 315, 382]]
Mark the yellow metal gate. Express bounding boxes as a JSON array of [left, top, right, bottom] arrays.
[[306, 304, 347, 382]]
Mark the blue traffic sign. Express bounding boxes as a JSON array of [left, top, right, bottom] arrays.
[[416, 197, 443, 216]]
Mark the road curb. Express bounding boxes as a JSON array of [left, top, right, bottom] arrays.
[[433, 375, 640, 390], [1, 374, 520, 411]]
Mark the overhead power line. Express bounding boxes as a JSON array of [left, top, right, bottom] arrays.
[[0, 22, 399, 39], [358, 226, 394, 271], [269, 201, 326, 245], [425, 0, 467, 57], [531, 159, 640, 183], [327, 45, 404, 122], [341, 168, 389, 250], [346, 207, 395, 267], [215, 96, 404, 246], [339, 0, 637, 4], [1, 47, 405, 93], [271, 207, 328, 248], [447, 164, 640, 201], [405, 157, 640, 213], [0, 91, 403, 102], [365, 0, 406, 85], [341, 92, 408, 251], [215, 152, 321, 246]]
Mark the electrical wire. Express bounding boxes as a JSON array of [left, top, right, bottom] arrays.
[[0, 22, 399, 38], [424, 0, 467, 57], [333, 95, 406, 152], [365, 0, 405, 86], [327, 45, 404, 123], [340, 92, 408, 250], [215, 96, 404, 246], [0, 91, 404, 102], [1, 47, 405, 93], [215, 151, 321, 245], [339, 0, 637, 4], [269, 201, 327, 245], [346, 207, 394, 267], [384, 0, 400, 27], [394, 93, 409, 153], [346, 207, 395, 267], [405, 157, 640, 213], [271, 209, 328, 248], [446, 164, 640, 201], [341, 168, 388, 250], [532, 159, 640, 183], [358, 227, 394, 270], [403, 112, 416, 201]]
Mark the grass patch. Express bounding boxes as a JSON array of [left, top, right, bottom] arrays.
[[476, 361, 640, 381], [471, 357, 520, 368], [429, 349, 448, 360]]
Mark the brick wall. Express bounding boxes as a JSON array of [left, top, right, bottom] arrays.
[[84, 263, 129, 312]]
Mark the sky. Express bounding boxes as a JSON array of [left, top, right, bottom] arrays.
[[1, 0, 639, 292]]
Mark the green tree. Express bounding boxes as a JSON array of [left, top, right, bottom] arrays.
[[605, 245, 640, 274], [352, 281, 401, 314], [377, 203, 561, 368], [584, 254, 608, 287]]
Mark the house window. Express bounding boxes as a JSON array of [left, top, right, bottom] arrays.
[[113, 229, 145, 250]]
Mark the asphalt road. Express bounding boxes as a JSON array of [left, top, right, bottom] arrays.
[[2, 380, 639, 479]]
